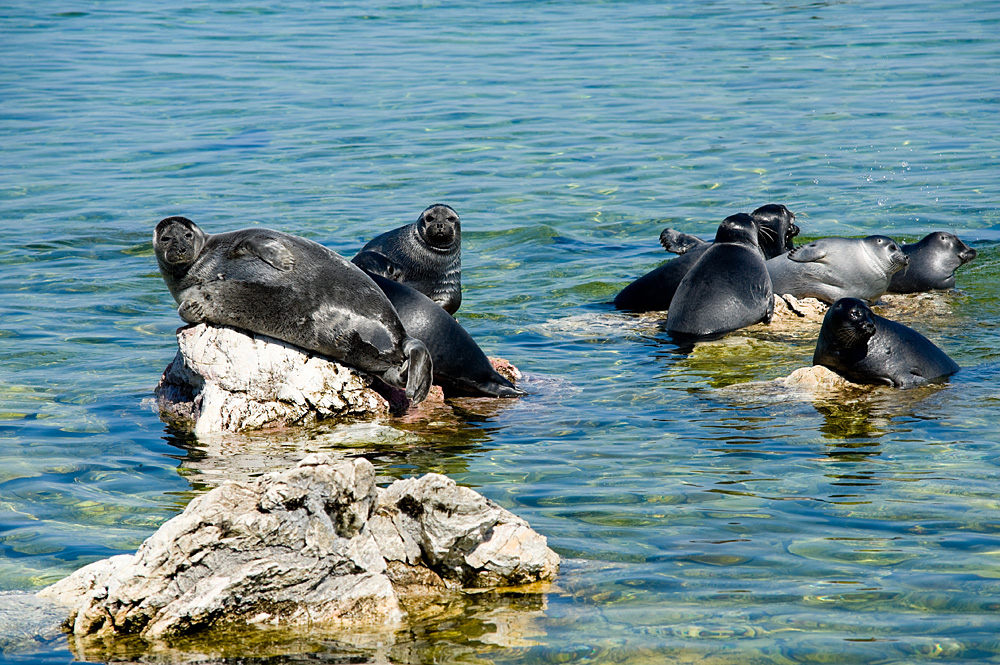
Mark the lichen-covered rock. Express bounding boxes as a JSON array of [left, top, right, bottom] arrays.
[[155, 324, 390, 435], [39, 455, 558, 640]]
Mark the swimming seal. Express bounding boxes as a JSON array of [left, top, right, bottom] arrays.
[[153, 216, 433, 403], [367, 274, 526, 398], [664, 213, 774, 339], [615, 204, 796, 313], [888, 231, 977, 293], [659, 203, 799, 260], [352, 204, 462, 314], [767, 235, 908, 304], [813, 297, 959, 388]]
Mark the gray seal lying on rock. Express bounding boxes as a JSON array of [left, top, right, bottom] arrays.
[[153, 216, 432, 403], [353, 203, 463, 314], [812, 297, 959, 388], [767, 235, 908, 304], [665, 213, 774, 340], [888, 231, 977, 293]]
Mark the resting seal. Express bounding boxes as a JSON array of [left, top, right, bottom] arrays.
[[659, 203, 799, 260], [153, 216, 432, 403], [767, 235, 908, 304], [352, 204, 462, 314], [367, 274, 525, 398], [615, 204, 796, 313], [888, 232, 977, 293], [665, 213, 774, 339], [813, 297, 959, 388]]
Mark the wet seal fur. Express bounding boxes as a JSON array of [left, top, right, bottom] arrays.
[[767, 235, 908, 304], [813, 297, 959, 388], [888, 231, 977, 293], [615, 204, 797, 313], [353, 204, 462, 314], [153, 216, 433, 403], [664, 213, 774, 340], [367, 274, 526, 398]]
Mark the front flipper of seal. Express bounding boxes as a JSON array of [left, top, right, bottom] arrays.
[[659, 229, 707, 255], [228, 235, 297, 272], [381, 338, 433, 403]]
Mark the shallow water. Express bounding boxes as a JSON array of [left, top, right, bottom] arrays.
[[2, 0, 1000, 662]]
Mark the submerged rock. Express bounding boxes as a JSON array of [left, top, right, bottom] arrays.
[[38, 455, 558, 640]]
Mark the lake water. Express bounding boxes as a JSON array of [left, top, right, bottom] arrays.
[[2, 0, 1000, 662]]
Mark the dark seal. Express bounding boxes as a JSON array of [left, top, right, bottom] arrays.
[[664, 213, 774, 340], [153, 216, 433, 403], [888, 232, 977, 293], [813, 297, 959, 388], [615, 204, 796, 313], [659, 203, 799, 260], [352, 204, 462, 314], [367, 274, 525, 398]]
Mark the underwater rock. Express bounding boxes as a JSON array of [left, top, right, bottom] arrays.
[[154, 323, 391, 435], [38, 455, 558, 640]]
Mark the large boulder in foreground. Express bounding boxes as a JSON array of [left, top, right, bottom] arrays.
[[38, 455, 558, 640], [154, 324, 391, 435]]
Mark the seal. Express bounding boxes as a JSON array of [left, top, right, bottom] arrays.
[[658, 204, 799, 260], [615, 204, 797, 313], [813, 297, 959, 388], [352, 204, 462, 314], [367, 274, 526, 398], [664, 213, 774, 339], [888, 231, 977, 293], [153, 216, 433, 403], [766, 235, 908, 304]]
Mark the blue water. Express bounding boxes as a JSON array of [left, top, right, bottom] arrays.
[[3, 0, 1000, 662]]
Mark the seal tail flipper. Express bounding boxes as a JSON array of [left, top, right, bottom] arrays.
[[403, 337, 432, 404], [445, 374, 527, 398]]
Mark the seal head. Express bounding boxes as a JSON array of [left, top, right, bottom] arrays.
[[888, 232, 977, 293]]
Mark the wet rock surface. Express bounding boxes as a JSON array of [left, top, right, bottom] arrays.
[[39, 455, 558, 641]]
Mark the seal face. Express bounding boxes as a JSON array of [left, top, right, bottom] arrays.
[[153, 216, 432, 403], [664, 213, 774, 339], [352, 204, 462, 314], [888, 232, 977, 293], [767, 235, 908, 304], [367, 274, 525, 398], [813, 298, 960, 388], [616, 204, 796, 313]]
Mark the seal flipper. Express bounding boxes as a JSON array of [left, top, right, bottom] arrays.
[[403, 337, 432, 404], [229, 235, 296, 271], [352, 250, 404, 281], [787, 241, 830, 263], [659, 229, 706, 255], [446, 375, 527, 398]]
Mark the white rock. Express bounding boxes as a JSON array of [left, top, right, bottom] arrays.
[[154, 324, 390, 435], [39, 455, 558, 639]]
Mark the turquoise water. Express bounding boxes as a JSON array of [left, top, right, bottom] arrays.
[[3, 0, 1000, 662]]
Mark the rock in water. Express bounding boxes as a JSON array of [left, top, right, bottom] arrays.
[[38, 455, 558, 640], [154, 324, 390, 434]]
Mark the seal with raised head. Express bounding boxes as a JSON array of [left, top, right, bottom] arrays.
[[153, 216, 433, 403], [664, 213, 774, 339], [813, 297, 959, 388], [615, 204, 796, 313], [352, 204, 462, 314], [658, 204, 800, 260], [888, 231, 977, 293], [767, 235, 908, 304], [366, 274, 526, 398]]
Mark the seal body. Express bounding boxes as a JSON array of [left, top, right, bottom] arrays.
[[153, 216, 432, 403], [658, 204, 799, 260], [664, 213, 774, 339], [367, 274, 525, 398], [352, 204, 462, 314], [615, 204, 795, 313], [767, 235, 908, 304], [813, 298, 959, 388], [888, 232, 977, 293]]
